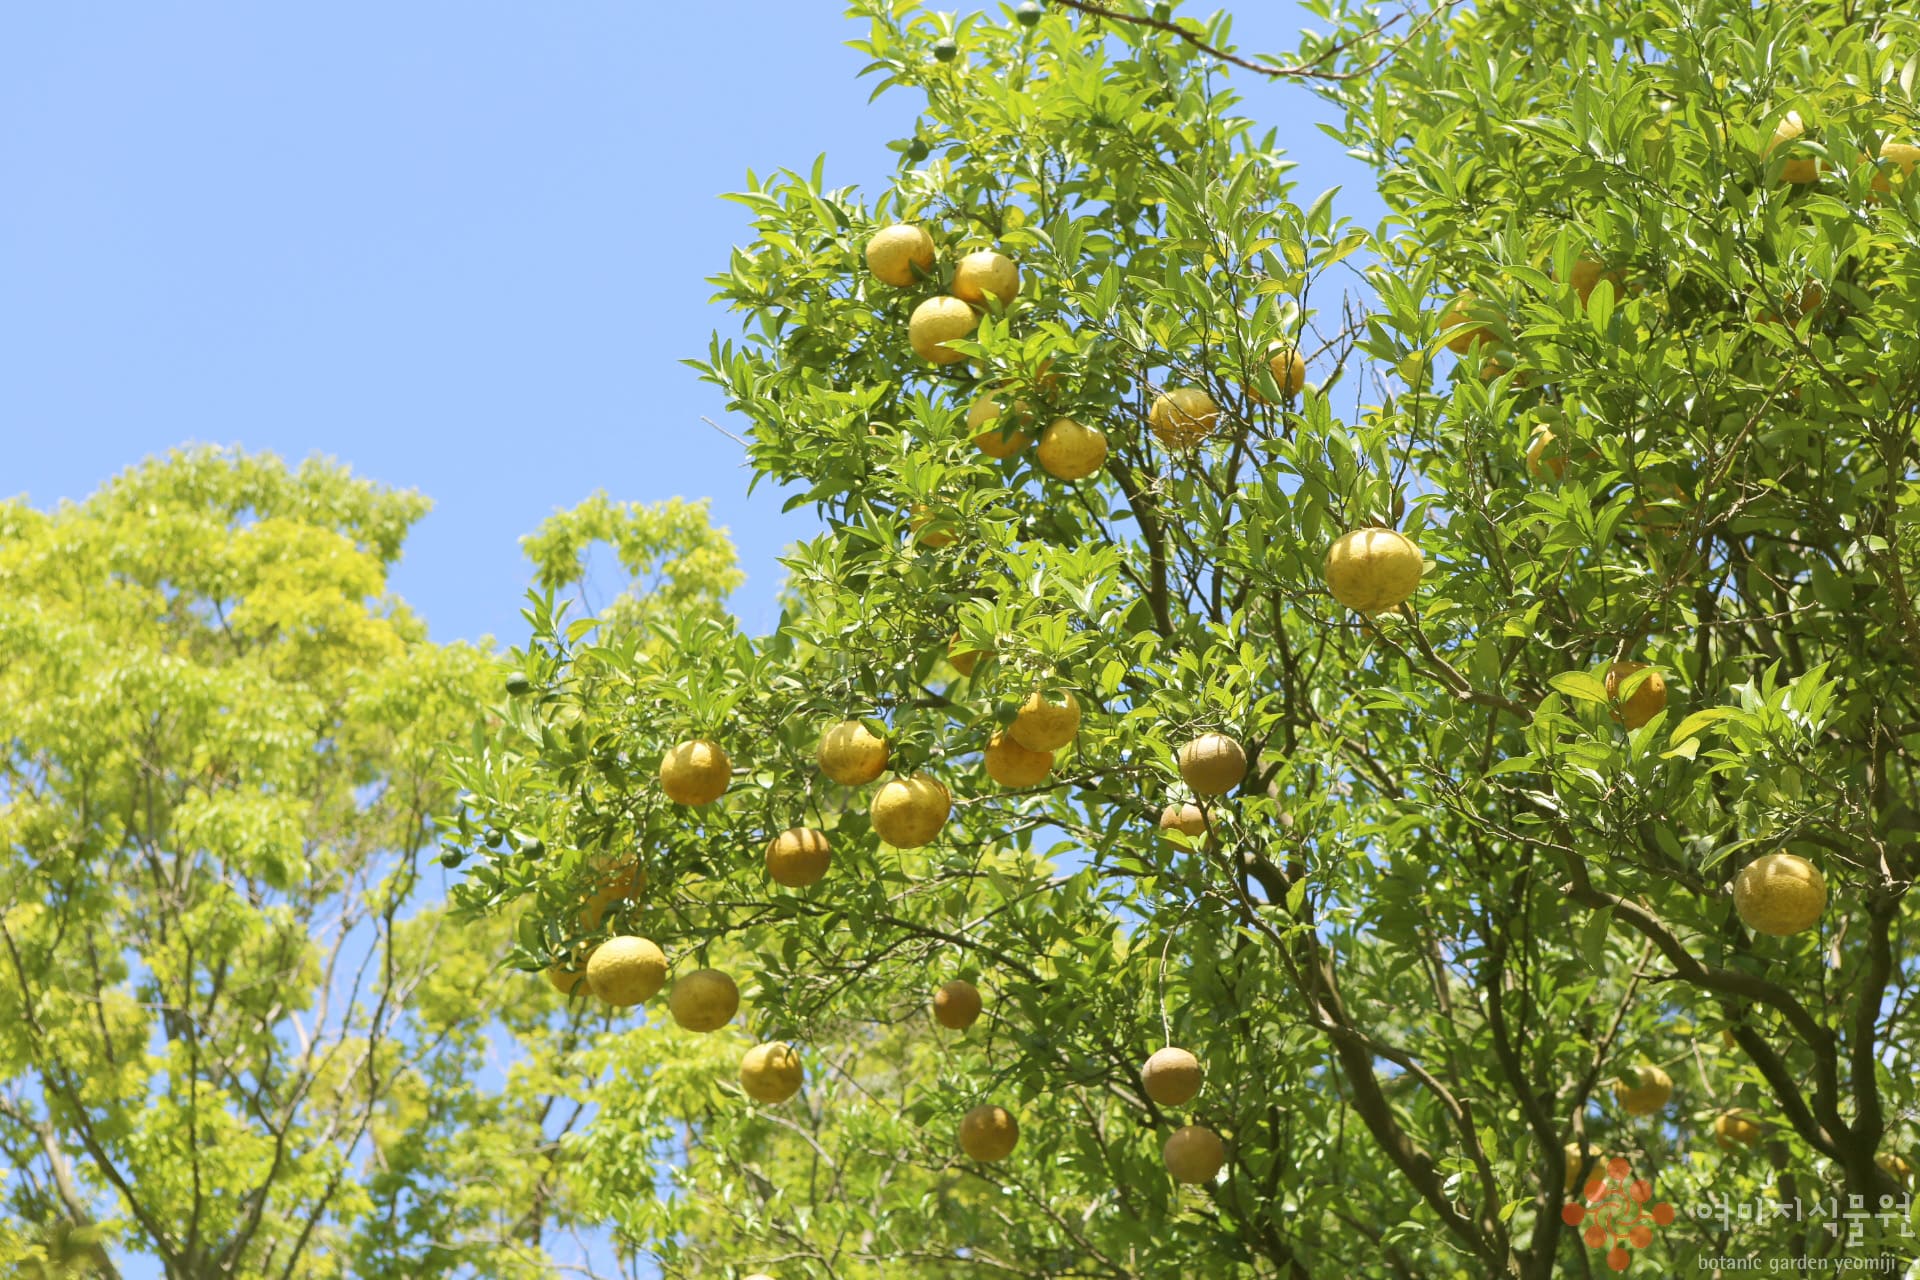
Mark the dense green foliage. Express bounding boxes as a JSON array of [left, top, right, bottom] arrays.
[[456, 0, 1920, 1274]]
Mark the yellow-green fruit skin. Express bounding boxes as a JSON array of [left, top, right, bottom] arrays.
[[1714, 1111, 1762, 1150], [984, 730, 1053, 788], [1148, 387, 1220, 448], [667, 969, 740, 1032], [1157, 803, 1208, 842], [659, 738, 731, 806], [865, 223, 935, 287], [1603, 661, 1667, 730], [1732, 852, 1826, 936], [1177, 733, 1247, 797], [1036, 418, 1108, 480], [585, 936, 669, 1007], [951, 250, 1021, 306], [1563, 1143, 1601, 1195], [1324, 528, 1424, 614], [909, 296, 979, 365], [959, 1105, 1019, 1162], [547, 961, 588, 997], [1249, 343, 1305, 401], [870, 773, 952, 848], [968, 394, 1031, 458], [1440, 291, 1491, 354], [740, 1042, 805, 1103], [765, 827, 832, 888], [1614, 1065, 1672, 1116], [1010, 690, 1080, 752], [934, 979, 982, 1030], [817, 720, 888, 785], [1141, 1047, 1203, 1106], [1163, 1125, 1226, 1184]]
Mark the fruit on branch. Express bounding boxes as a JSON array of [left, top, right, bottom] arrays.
[[1036, 417, 1108, 480], [911, 505, 956, 548], [765, 827, 833, 888], [660, 738, 732, 806], [984, 729, 1053, 788], [1765, 111, 1821, 184], [741, 1042, 805, 1103], [546, 952, 589, 997], [1526, 427, 1567, 482], [668, 969, 740, 1032], [1563, 1142, 1603, 1194], [1323, 528, 1424, 614], [1713, 1110, 1763, 1150], [870, 773, 953, 848], [1141, 1046, 1203, 1106], [1439, 291, 1493, 354], [950, 634, 990, 676], [951, 249, 1022, 306], [1248, 342, 1307, 404], [1732, 852, 1827, 936], [865, 223, 936, 287], [1602, 662, 1667, 730], [1177, 733, 1247, 797], [818, 720, 890, 785], [1157, 803, 1209, 842], [909, 296, 979, 365], [1009, 689, 1080, 752], [586, 936, 669, 1007], [1872, 140, 1920, 193], [968, 393, 1033, 458], [959, 1105, 1020, 1161], [1569, 258, 1623, 305], [1164, 1124, 1226, 1184], [933, 978, 983, 1030], [1613, 1065, 1673, 1116], [1148, 387, 1220, 448]]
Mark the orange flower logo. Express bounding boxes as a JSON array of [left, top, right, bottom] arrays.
[[1562, 1158, 1675, 1271]]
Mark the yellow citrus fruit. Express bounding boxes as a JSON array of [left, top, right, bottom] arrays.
[[1613, 1065, 1673, 1116], [660, 739, 731, 806], [1177, 733, 1247, 797], [1526, 427, 1567, 482], [1036, 417, 1108, 480], [951, 250, 1021, 306], [933, 978, 983, 1030], [1324, 527, 1424, 614], [1010, 689, 1080, 752], [865, 223, 935, 287], [546, 953, 589, 997], [585, 936, 668, 1006], [1569, 258, 1623, 305], [984, 729, 1053, 788], [1440, 291, 1493, 354], [958, 1105, 1019, 1162], [1766, 111, 1820, 184], [740, 1042, 805, 1103], [1157, 803, 1209, 842], [1878, 1153, 1914, 1185], [910, 505, 955, 548], [950, 633, 990, 677], [1714, 1110, 1762, 1150], [1248, 342, 1307, 404], [1148, 387, 1220, 448], [1564, 1142, 1603, 1194], [870, 773, 952, 848], [765, 827, 832, 888], [1603, 662, 1668, 730], [1732, 852, 1826, 936], [909, 296, 979, 365], [667, 969, 739, 1032], [1141, 1046, 1203, 1106], [575, 857, 648, 931], [818, 719, 889, 785], [1872, 140, 1920, 193], [1164, 1124, 1226, 1184], [967, 393, 1032, 458]]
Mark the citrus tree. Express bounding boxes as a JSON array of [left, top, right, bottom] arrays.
[[0, 450, 683, 1279], [454, 0, 1920, 1274]]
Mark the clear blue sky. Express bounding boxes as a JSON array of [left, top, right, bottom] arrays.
[[1, 4, 1377, 1274], [1, 1, 1377, 646]]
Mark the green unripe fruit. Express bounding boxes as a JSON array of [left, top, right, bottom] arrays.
[[906, 139, 930, 162], [1016, 2, 1043, 26], [933, 37, 958, 61], [483, 828, 504, 849], [518, 836, 545, 859], [439, 849, 464, 869], [505, 672, 532, 696]]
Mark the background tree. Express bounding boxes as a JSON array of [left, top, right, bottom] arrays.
[[0, 450, 712, 1279], [454, 0, 1920, 1275]]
